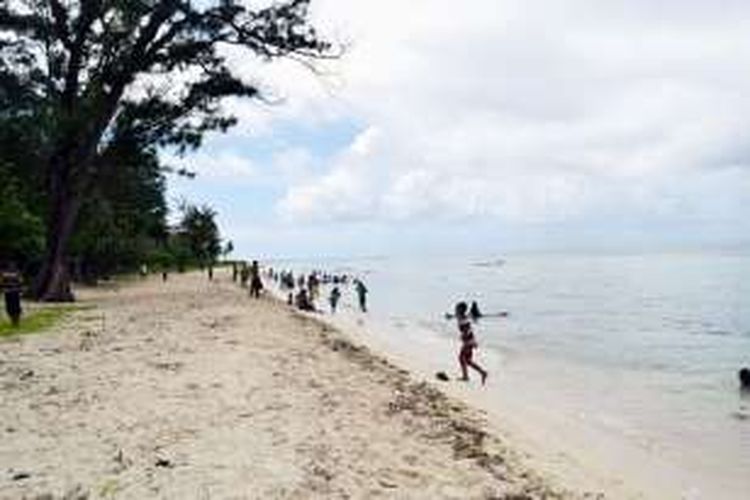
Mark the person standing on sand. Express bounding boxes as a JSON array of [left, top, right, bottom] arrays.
[[329, 286, 341, 314], [240, 262, 249, 288], [249, 260, 263, 298], [1, 263, 23, 327], [355, 279, 368, 312], [308, 272, 320, 301], [455, 302, 488, 384]]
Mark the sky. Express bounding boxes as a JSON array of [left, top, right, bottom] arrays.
[[166, 0, 750, 259]]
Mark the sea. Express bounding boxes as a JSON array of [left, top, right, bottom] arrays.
[[266, 251, 750, 499]]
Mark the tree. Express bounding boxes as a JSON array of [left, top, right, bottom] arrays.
[[0, 176, 45, 272], [222, 240, 234, 260], [177, 203, 221, 268], [69, 141, 168, 281], [0, 0, 333, 300]]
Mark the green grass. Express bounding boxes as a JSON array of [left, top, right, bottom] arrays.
[[0, 304, 92, 338]]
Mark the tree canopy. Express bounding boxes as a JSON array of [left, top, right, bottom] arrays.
[[0, 0, 334, 300]]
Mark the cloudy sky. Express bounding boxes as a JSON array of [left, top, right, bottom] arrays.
[[167, 0, 750, 259]]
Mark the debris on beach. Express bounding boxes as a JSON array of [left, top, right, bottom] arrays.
[[154, 458, 174, 468]]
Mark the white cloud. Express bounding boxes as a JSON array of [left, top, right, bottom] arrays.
[[264, 0, 750, 233], [277, 127, 382, 221]]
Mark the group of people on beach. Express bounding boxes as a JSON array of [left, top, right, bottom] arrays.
[[227, 262, 370, 317], [225, 259, 488, 385], [231, 260, 264, 298], [274, 268, 368, 315]]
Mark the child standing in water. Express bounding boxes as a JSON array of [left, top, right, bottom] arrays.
[[329, 286, 341, 314], [455, 301, 488, 384], [355, 279, 368, 312]]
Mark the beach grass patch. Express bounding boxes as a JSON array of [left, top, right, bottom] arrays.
[[0, 304, 93, 338]]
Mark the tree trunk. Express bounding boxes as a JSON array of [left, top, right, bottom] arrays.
[[32, 66, 128, 301], [32, 160, 80, 302]]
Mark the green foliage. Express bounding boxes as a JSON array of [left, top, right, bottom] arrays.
[[0, 174, 45, 271], [70, 142, 168, 278], [177, 203, 222, 267], [0, 0, 334, 298], [146, 247, 176, 271]]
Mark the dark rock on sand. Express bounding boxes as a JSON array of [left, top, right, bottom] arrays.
[[155, 458, 174, 468]]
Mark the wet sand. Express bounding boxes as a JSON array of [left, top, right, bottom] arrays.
[[0, 271, 593, 499]]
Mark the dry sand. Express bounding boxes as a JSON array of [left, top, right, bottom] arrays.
[[0, 271, 596, 499]]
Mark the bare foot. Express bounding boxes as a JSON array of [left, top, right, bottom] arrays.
[[459, 376, 469, 382]]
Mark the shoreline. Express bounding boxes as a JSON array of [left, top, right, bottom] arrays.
[[271, 287, 645, 500], [0, 270, 589, 499], [268, 269, 745, 500]]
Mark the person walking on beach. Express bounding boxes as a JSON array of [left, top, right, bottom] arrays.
[[240, 262, 250, 288], [355, 279, 368, 312], [1, 263, 23, 327], [329, 286, 341, 314], [249, 260, 263, 298], [455, 301, 488, 384]]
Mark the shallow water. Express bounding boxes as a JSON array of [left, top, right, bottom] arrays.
[[269, 251, 750, 498]]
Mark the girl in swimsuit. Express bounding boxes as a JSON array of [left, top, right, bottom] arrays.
[[455, 302, 488, 384]]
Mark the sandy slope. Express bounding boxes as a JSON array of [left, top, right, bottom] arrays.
[[0, 271, 591, 499]]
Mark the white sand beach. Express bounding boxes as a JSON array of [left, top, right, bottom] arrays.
[[0, 270, 594, 499]]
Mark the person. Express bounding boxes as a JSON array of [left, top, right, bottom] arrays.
[[139, 263, 148, 278], [1, 264, 23, 327], [329, 286, 341, 314], [455, 301, 488, 384], [232, 261, 238, 282], [740, 368, 750, 391], [240, 262, 250, 288], [469, 301, 483, 321], [355, 279, 368, 312], [161, 269, 168, 282], [295, 288, 315, 312], [207, 265, 214, 281], [249, 260, 263, 298], [308, 273, 320, 301]]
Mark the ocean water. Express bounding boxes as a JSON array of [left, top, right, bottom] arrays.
[[269, 252, 750, 498]]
